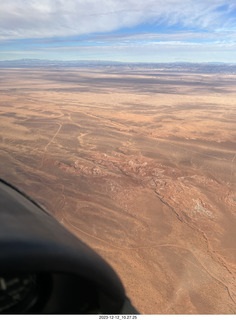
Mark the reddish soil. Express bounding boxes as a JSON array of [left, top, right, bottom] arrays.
[[0, 67, 235, 314]]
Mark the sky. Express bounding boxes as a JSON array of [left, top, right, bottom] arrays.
[[0, 0, 236, 63]]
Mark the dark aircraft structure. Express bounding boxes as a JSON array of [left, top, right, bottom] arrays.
[[0, 178, 138, 314]]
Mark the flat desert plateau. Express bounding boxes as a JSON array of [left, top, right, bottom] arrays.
[[0, 67, 235, 314]]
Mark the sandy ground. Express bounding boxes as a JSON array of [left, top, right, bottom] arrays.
[[0, 67, 235, 314]]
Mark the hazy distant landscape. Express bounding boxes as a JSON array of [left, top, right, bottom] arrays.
[[1, 59, 236, 74], [0, 63, 235, 313]]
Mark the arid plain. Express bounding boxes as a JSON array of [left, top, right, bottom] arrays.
[[0, 66, 235, 314]]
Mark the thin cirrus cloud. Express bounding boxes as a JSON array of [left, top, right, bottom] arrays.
[[1, 0, 236, 39], [0, 0, 236, 62]]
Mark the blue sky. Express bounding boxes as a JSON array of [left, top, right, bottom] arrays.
[[0, 0, 236, 63]]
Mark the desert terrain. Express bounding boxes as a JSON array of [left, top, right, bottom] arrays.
[[0, 66, 235, 314]]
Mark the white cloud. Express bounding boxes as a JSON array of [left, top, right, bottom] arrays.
[[0, 0, 236, 40], [3, 38, 234, 63]]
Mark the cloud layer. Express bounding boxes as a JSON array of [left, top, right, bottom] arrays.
[[1, 0, 236, 40], [1, 1, 236, 62]]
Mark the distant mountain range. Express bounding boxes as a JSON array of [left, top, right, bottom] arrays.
[[0, 59, 236, 74]]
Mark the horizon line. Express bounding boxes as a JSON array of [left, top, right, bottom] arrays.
[[0, 58, 236, 65]]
